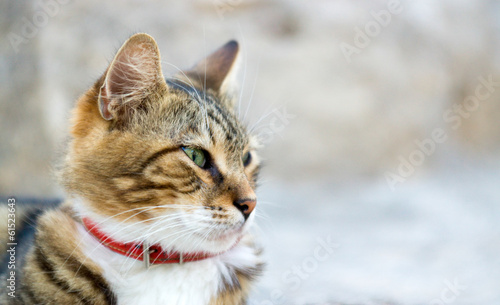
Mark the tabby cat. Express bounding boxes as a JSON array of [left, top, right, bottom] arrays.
[[0, 33, 264, 305]]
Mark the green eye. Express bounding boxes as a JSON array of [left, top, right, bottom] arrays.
[[182, 147, 206, 168], [242, 151, 251, 166]]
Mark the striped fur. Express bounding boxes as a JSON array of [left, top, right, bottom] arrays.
[[1, 34, 263, 304]]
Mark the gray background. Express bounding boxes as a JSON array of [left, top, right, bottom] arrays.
[[1, 0, 500, 304]]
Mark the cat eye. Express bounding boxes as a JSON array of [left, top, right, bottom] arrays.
[[181, 147, 206, 168], [242, 151, 251, 167]]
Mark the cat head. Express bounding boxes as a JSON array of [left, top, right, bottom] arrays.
[[62, 33, 260, 254]]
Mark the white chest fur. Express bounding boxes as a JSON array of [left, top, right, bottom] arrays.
[[77, 224, 258, 305]]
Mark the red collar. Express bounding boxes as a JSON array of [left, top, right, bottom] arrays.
[[82, 217, 222, 268]]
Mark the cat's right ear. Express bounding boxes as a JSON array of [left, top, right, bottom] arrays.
[[98, 33, 167, 121]]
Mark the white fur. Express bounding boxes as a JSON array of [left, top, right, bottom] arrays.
[[73, 198, 259, 305]]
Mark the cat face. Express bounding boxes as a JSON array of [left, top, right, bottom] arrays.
[[63, 34, 260, 253]]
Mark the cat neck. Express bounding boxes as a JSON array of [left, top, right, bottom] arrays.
[[69, 197, 262, 304], [75, 214, 261, 305], [81, 216, 237, 268]]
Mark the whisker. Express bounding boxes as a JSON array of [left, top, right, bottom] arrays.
[[237, 23, 248, 120], [243, 53, 262, 123], [248, 102, 279, 133]]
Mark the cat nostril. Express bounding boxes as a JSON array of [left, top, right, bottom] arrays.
[[233, 199, 256, 220]]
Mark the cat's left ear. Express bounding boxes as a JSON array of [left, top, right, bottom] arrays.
[[98, 33, 168, 121], [184, 40, 240, 101]]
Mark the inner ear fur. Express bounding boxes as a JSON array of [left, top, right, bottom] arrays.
[[98, 33, 168, 121]]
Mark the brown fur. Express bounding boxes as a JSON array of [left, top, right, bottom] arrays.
[[2, 204, 115, 304], [2, 33, 263, 304], [60, 35, 260, 228]]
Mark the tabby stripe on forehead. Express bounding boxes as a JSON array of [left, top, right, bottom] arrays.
[[169, 81, 244, 146], [207, 98, 240, 136], [205, 100, 230, 128], [207, 125, 215, 144], [206, 110, 237, 142], [211, 109, 242, 145], [206, 110, 227, 133], [141, 147, 179, 170]]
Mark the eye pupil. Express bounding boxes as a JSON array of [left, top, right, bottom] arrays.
[[242, 152, 251, 166], [182, 147, 206, 168]]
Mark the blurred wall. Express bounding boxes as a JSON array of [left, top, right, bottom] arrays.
[[1, 0, 500, 196]]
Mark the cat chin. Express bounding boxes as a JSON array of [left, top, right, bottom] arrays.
[[170, 214, 255, 254], [166, 225, 246, 254], [193, 233, 242, 254]]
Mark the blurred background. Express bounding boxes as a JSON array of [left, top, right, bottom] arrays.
[[2, 0, 500, 304]]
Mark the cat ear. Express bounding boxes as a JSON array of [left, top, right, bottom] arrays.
[[98, 33, 167, 121], [184, 40, 240, 97]]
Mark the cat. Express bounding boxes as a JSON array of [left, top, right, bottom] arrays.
[[0, 33, 264, 305]]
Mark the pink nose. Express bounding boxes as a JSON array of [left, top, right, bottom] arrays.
[[233, 199, 256, 220]]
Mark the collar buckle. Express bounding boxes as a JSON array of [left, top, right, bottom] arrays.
[[143, 243, 184, 268], [143, 241, 151, 269]]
